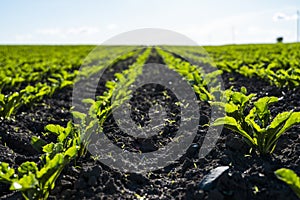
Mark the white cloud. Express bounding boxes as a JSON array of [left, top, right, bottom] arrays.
[[273, 12, 298, 22]]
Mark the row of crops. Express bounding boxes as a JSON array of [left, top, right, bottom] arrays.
[[0, 44, 300, 199], [167, 43, 300, 87], [0, 46, 141, 118]]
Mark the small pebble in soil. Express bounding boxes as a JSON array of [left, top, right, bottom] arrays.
[[198, 166, 229, 191]]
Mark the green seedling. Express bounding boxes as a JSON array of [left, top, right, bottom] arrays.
[[0, 122, 80, 200], [275, 168, 300, 198], [213, 87, 300, 154]]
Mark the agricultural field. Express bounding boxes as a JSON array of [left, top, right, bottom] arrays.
[[0, 43, 300, 200]]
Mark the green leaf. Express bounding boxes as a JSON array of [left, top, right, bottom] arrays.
[[45, 124, 69, 143], [82, 98, 95, 105], [227, 90, 255, 112], [23, 85, 36, 93], [0, 94, 5, 105], [114, 73, 125, 82], [86, 118, 99, 132], [203, 70, 223, 85], [240, 86, 247, 95], [105, 81, 116, 90], [18, 162, 38, 177], [212, 116, 255, 145], [64, 146, 78, 159], [5, 92, 23, 117], [31, 136, 47, 153], [47, 77, 59, 84], [65, 121, 73, 136], [254, 96, 278, 118], [265, 111, 293, 141], [60, 80, 73, 89], [10, 173, 38, 191], [0, 162, 16, 183], [45, 124, 64, 135], [71, 111, 86, 122], [57, 132, 68, 144], [246, 117, 263, 133], [225, 103, 239, 114], [51, 73, 63, 81], [42, 143, 63, 154], [272, 112, 300, 145], [193, 72, 202, 84], [37, 154, 64, 180], [42, 143, 55, 153], [275, 168, 300, 198], [231, 92, 246, 105]]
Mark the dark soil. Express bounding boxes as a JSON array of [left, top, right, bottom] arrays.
[[0, 48, 299, 200]]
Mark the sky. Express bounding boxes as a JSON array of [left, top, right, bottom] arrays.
[[0, 0, 300, 45]]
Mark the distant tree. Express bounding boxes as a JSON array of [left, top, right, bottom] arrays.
[[276, 37, 283, 43]]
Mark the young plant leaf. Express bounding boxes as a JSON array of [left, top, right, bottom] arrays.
[[0, 162, 16, 184], [275, 168, 300, 198], [10, 173, 38, 191], [213, 116, 255, 145], [31, 136, 47, 153], [18, 162, 38, 177]]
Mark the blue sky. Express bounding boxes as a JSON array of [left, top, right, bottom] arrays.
[[1, 0, 299, 45]]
